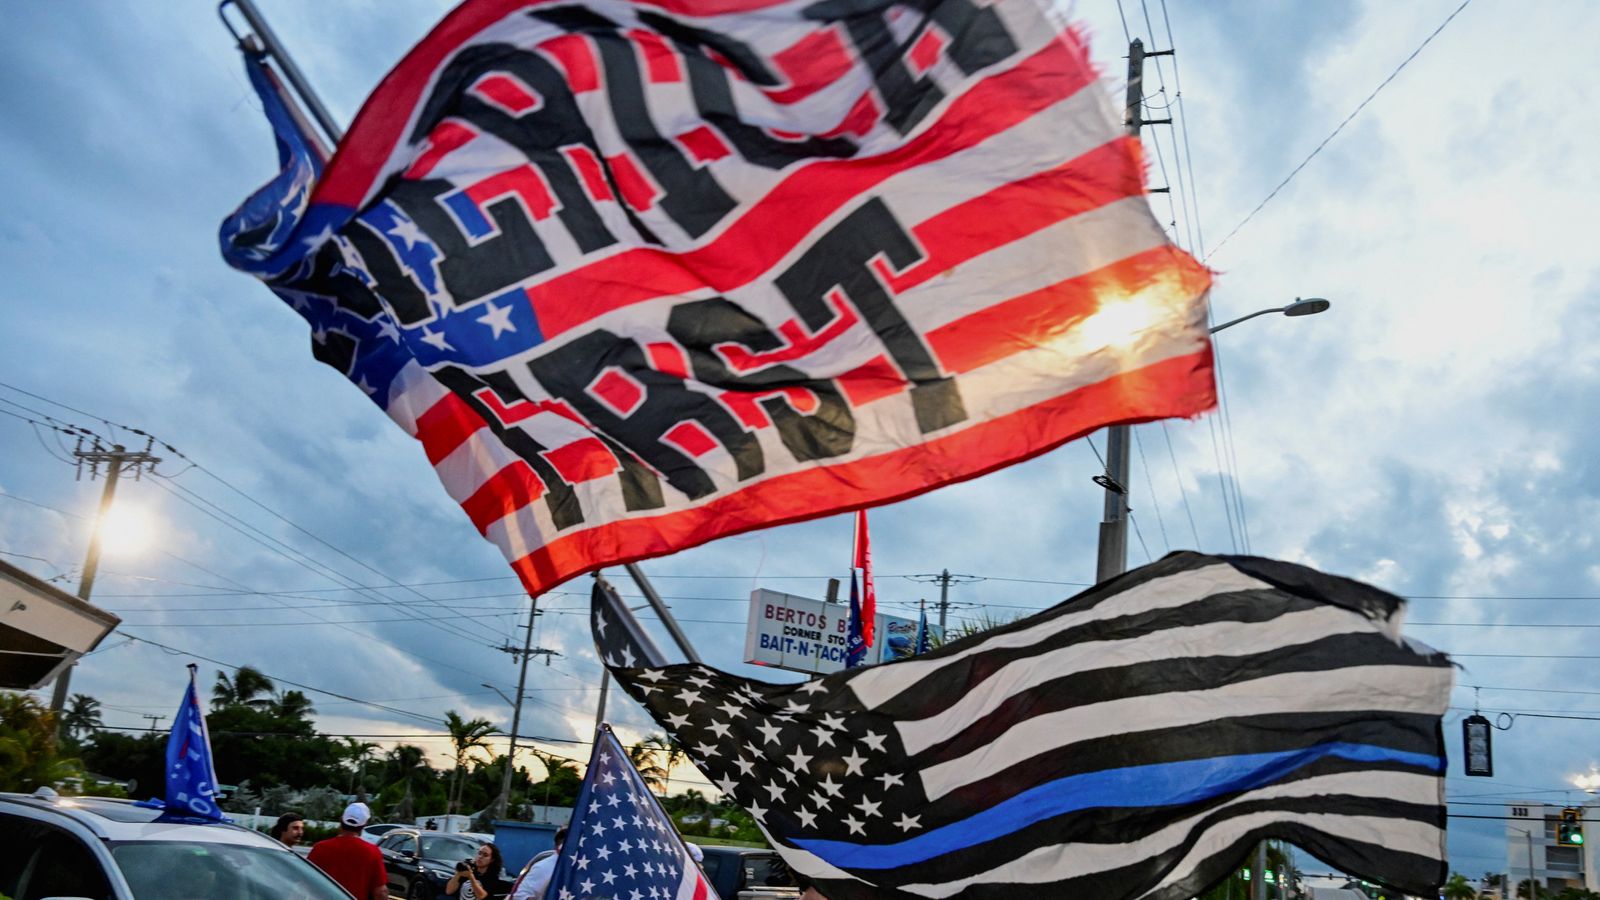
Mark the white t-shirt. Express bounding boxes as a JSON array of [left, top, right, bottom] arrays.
[[509, 854, 559, 900]]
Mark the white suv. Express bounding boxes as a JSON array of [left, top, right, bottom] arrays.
[[0, 788, 354, 899]]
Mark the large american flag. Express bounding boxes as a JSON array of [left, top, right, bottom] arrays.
[[593, 554, 1453, 899], [222, 0, 1215, 597], [551, 726, 720, 900]]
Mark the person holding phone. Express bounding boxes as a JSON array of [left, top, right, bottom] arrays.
[[444, 842, 508, 899]]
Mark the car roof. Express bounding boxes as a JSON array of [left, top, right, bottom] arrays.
[[0, 792, 283, 847], [696, 845, 774, 858]]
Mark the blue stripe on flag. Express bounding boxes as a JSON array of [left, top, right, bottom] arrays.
[[793, 742, 1442, 869]]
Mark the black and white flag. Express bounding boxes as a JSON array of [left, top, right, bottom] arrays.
[[592, 552, 1452, 899]]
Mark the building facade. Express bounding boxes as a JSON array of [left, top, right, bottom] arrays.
[[1503, 801, 1597, 891]]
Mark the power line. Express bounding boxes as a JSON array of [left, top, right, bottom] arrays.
[[1159, 422, 1203, 549], [1132, 429, 1170, 554], [112, 610, 521, 628], [113, 631, 449, 726], [0, 379, 510, 646], [1205, 0, 1475, 261], [145, 477, 508, 654]]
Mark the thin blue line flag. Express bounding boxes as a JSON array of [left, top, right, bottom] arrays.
[[594, 552, 1454, 899]]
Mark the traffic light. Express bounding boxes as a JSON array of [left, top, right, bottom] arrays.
[[1559, 807, 1585, 846]]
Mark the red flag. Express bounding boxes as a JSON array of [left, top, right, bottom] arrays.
[[224, 0, 1216, 597], [853, 509, 876, 647]]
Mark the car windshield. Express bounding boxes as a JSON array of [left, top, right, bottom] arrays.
[[111, 841, 351, 900], [418, 834, 478, 861]]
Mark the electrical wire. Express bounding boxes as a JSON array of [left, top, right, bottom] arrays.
[[1133, 429, 1170, 554], [1205, 0, 1475, 262], [1159, 422, 1203, 550]]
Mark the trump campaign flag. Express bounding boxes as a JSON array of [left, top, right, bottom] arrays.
[[593, 555, 1453, 899], [551, 726, 720, 900], [136, 665, 228, 821], [222, 0, 1215, 596]]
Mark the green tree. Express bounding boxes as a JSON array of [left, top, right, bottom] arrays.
[[211, 666, 275, 710], [272, 689, 316, 720], [79, 730, 164, 796], [527, 749, 582, 810], [1517, 879, 1552, 900], [383, 744, 435, 821], [443, 711, 496, 814], [0, 692, 82, 792], [342, 739, 379, 800], [61, 694, 103, 742], [1443, 872, 1478, 899], [629, 734, 680, 795]]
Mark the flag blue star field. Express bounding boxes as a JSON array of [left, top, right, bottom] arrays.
[[550, 727, 720, 900], [593, 553, 1453, 899], [222, 0, 1216, 599], [138, 665, 228, 821]]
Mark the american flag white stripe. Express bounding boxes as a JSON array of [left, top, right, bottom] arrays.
[[918, 665, 1454, 800]]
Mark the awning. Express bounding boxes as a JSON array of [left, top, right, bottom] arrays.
[[0, 558, 120, 690]]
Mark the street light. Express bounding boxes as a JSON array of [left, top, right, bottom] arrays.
[[1095, 296, 1333, 584], [1209, 297, 1331, 334], [482, 683, 519, 708]]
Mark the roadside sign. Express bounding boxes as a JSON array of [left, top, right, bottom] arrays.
[[743, 589, 939, 674]]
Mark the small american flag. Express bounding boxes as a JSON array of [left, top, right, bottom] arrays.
[[594, 553, 1453, 899], [549, 726, 719, 900]]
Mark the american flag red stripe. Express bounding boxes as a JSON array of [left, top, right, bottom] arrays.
[[520, 28, 1099, 339], [502, 351, 1211, 592]]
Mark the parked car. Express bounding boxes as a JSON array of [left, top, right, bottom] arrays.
[[0, 787, 354, 899], [375, 827, 510, 899], [360, 821, 409, 844], [694, 845, 799, 899]]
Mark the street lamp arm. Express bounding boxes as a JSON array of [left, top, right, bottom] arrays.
[[482, 683, 516, 707], [1209, 306, 1285, 334]]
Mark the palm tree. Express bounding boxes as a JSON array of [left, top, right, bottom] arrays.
[[211, 666, 275, 710], [343, 739, 379, 800], [443, 711, 497, 814], [385, 744, 432, 821], [1518, 879, 1552, 900], [628, 734, 681, 795], [61, 694, 103, 741], [1443, 872, 1478, 900], [0, 692, 83, 792], [271, 689, 316, 720]]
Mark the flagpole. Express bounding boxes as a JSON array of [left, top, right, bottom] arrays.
[[623, 563, 700, 664], [220, 0, 344, 145]]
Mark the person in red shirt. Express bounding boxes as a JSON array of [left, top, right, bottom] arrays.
[[308, 802, 389, 900]]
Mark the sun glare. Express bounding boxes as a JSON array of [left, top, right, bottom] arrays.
[[97, 504, 154, 556], [1076, 294, 1171, 352]]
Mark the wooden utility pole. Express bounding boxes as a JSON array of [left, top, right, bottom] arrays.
[[51, 442, 160, 720]]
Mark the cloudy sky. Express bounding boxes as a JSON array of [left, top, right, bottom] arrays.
[[3, 0, 1598, 879]]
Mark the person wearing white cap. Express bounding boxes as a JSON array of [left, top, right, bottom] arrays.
[[308, 802, 389, 899]]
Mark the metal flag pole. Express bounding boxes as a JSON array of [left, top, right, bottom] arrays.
[[219, 0, 344, 144], [624, 562, 701, 664]]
